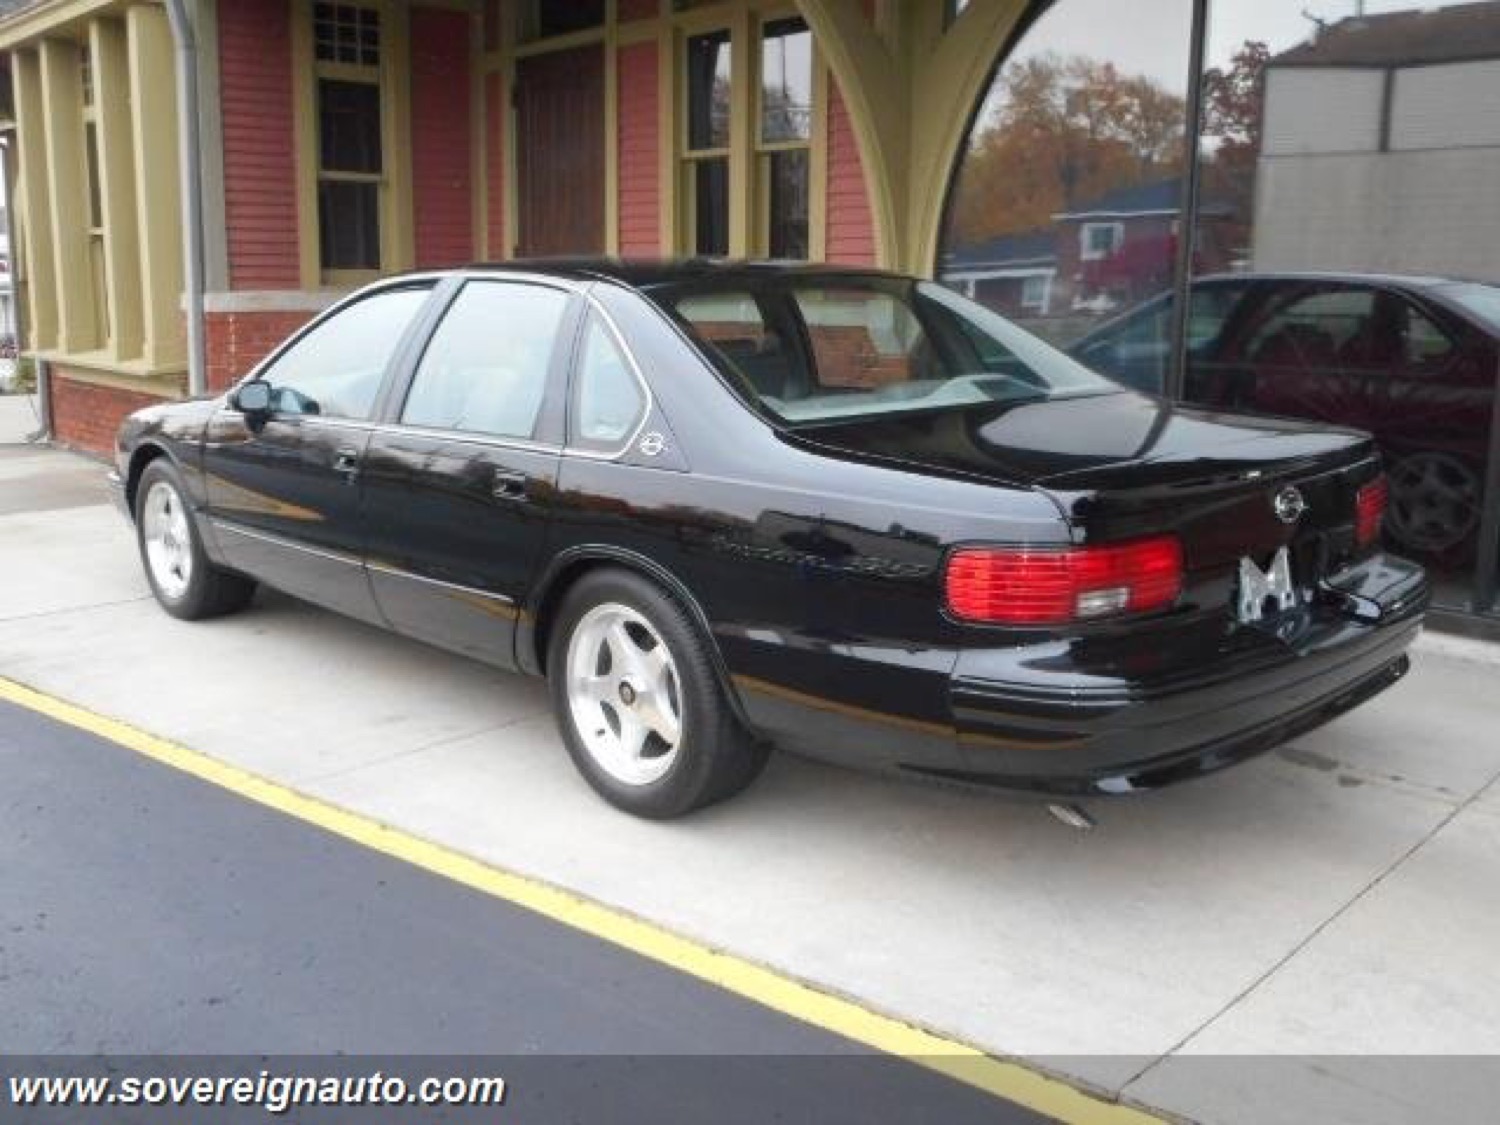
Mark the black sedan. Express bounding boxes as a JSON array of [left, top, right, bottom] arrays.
[[110, 263, 1427, 818]]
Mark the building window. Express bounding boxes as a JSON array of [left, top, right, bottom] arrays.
[[312, 4, 384, 275], [757, 17, 812, 259], [1021, 274, 1050, 312], [314, 2, 379, 66], [682, 29, 732, 257], [518, 0, 604, 42], [1080, 221, 1124, 261]]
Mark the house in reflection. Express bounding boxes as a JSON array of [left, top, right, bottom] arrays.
[[1254, 2, 1500, 283]]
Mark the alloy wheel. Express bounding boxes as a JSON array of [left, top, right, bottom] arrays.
[[565, 602, 683, 786], [141, 480, 194, 600], [1386, 453, 1480, 554]]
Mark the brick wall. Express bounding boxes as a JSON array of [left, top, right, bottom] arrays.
[[205, 310, 317, 392], [49, 369, 176, 457], [220, 0, 300, 289], [411, 7, 474, 268], [825, 81, 877, 266], [618, 41, 660, 257]]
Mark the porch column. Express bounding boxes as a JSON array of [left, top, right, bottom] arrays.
[[794, 0, 1027, 275], [91, 15, 144, 361], [10, 49, 57, 350], [38, 36, 98, 353], [127, 4, 187, 369]]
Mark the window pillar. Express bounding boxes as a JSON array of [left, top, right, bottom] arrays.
[[10, 49, 57, 351], [126, 4, 186, 369], [37, 36, 97, 353], [91, 15, 143, 361]]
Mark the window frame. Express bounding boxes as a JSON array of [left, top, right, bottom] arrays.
[[753, 14, 817, 261], [679, 24, 736, 258], [294, 0, 409, 290], [376, 275, 583, 449], [1079, 221, 1125, 262]]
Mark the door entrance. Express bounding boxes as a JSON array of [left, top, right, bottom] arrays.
[[515, 44, 605, 256]]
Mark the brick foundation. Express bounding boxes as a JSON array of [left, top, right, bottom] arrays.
[[205, 309, 317, 391], [48, 368, 178, 458]]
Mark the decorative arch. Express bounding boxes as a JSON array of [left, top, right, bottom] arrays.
[[794, 0, 1030, 274]]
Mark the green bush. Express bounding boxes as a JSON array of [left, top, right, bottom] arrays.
[[10, 356, 37, 394]]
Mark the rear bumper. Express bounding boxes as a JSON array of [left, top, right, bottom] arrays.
[[937, 552, 1428, 795]]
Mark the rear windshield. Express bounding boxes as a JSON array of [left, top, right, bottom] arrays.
[[651, 276, 1118, 425]]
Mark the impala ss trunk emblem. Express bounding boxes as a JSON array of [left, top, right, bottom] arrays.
[[1273, 485, 1307, 524], [1237, 547, 1300, 624]]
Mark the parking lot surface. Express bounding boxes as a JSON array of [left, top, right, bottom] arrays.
[[3, 438, 1499, 1123]]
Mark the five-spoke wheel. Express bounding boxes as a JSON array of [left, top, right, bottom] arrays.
[[134, 459, 257, 620], [548, 568, 768, 818]]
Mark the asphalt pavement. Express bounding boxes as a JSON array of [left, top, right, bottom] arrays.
[[0, 696, 1046, 1123]]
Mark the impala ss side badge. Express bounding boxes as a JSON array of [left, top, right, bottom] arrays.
[[1273, 485, 1307, 524], [638, 432, 667, 458]]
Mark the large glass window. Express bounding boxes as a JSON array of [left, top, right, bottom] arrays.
[[402, 283, 569, 440], [259, 287, 431, 420], [1183, 0, 1500, 610], [941, 0, 1500, 619], [940, 0, 1194, 377], [313, 4, 384, 275]]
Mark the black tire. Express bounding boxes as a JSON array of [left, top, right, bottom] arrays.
[[546, 568, 768, 819], [135, 459, 257, 621]]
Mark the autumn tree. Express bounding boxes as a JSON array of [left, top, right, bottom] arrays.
[[947, 52, 1188, 246], [1199, 40, 1270, 259]]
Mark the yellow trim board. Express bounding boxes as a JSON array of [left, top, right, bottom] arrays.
[[0, 675, 1166, 1125]]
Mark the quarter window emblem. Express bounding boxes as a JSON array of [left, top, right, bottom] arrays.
[[638, 432, 667, 458], [1272, 486, 1307, 525]]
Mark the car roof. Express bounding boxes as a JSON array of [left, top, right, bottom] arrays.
[[463, 257, 904, 290]]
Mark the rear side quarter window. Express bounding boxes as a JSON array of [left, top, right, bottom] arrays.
[[570, 314, 647, 452]]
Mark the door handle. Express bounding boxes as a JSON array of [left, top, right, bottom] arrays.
[[333, 448, 360, 481], [492, 469, 529, 503]]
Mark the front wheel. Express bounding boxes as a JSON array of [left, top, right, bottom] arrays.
[[136, 459, 257, 620], [547, 569, 767, 819]]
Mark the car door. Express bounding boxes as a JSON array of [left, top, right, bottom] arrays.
[[201, 284, 436, 625], [359, 278, 578, 668]]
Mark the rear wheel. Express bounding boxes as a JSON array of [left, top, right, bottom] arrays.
[[136, 459, 256, 620], [547, 569, 767, 818]]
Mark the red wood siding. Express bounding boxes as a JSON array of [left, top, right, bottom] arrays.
[[618, 0, 657, 20], [825, 81, 877, 266], [486, 71, 506, 256], [411, 8, 474, 268], [617, 42, 660, 257], [219, 0, 299, 290]]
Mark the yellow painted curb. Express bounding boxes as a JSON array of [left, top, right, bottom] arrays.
[[0, 675, 1167, 1125]]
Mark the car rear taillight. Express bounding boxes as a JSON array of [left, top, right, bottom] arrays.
[[945, 537, 1183, 626], [1356, 475, 1387, 548]]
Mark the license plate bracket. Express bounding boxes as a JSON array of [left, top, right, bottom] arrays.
[[1236, 546, 1302, 625]]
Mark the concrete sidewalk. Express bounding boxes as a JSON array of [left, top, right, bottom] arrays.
[[3, 444, 1498, 1124]]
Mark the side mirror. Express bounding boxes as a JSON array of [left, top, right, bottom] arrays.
[[232, 379, 272, 419]]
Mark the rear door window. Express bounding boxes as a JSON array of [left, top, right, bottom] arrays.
[[401, 281, 570, 440]]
